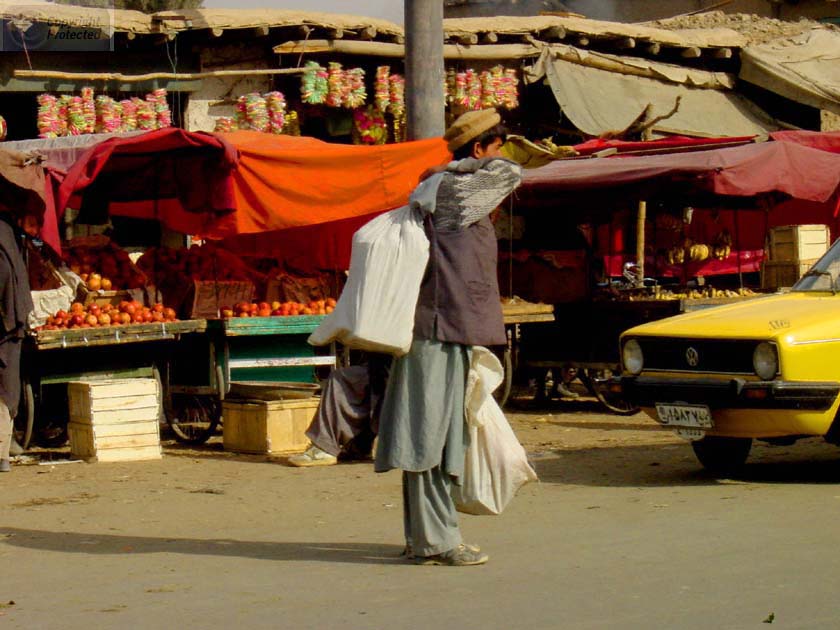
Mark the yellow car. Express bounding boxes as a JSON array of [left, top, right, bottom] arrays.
[[614, 247, 840, 474]]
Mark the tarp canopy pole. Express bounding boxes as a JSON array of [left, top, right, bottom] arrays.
[[636, 201, 646, 286]]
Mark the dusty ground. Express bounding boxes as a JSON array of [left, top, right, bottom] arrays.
[[4, 394, 840, 629]]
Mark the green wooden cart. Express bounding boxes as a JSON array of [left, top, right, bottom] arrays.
[[165, 315, 334, 444]]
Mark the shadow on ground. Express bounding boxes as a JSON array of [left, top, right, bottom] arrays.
[[0, 527, 405, 566], [533, 438, 840, 488]]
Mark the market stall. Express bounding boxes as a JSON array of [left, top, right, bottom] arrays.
[[507, 135, 840, 412], [25, 130, 454, 446]]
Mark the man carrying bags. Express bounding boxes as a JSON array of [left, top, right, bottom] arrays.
[[375, 109, 523, 566]]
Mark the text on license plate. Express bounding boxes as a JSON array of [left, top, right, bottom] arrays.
[[655, 403, 714, 428]]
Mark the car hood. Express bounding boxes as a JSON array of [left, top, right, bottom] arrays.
[[624, 292, 840, 344]]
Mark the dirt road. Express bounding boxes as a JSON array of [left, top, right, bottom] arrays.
[[4, 397, 840, 629]]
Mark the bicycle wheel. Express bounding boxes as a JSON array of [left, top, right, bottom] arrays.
[[165, 394, 221, 444], [581, 368, 639, 416]]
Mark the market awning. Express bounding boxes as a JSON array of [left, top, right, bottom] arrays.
[[533, 52, 779, 138], [0, 149, 47, 218], [521, 140, 840, 203], [4, 131, 146, 172], [56, 128, 240, 236], [215, 131, 450, 236], [740, 28, 840, 116], [770, 130, 840, 154]]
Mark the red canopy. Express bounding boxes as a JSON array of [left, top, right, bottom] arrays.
[[56, 128, 239, 235], [523, 140, 840, 203], [572, 135, 756, 157], [770, 130, 840, 154]]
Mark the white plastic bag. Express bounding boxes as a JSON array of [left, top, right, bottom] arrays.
[[452, 347, 538, 516], [308, 204, 429, 356]]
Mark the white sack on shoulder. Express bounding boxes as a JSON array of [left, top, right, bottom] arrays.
[[308, 204, 430, 356], [453, 346, 538, 516]]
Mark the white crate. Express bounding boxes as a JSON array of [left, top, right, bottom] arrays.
[[67, 378, 162, 463]]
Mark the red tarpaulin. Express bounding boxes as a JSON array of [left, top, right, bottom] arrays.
[[770, 130, 840, 154], [572, 135, 756, 157], [523, 140, 840, 203], [56, 128, 239, 236]]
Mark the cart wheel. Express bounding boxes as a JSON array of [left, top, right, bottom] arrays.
[[165, 394, 221, 444], [12, 380, 35, 451], [581, 368, 639, 416], [492, 349, 513, 408]]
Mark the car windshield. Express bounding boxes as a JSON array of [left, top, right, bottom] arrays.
[[792, 239, 840, 292]]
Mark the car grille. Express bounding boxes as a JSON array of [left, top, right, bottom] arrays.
[[634, 338, 758, 375]]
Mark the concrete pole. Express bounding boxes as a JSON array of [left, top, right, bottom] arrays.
[[404, 0, 446, 140]]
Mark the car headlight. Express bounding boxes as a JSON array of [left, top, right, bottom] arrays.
[[623, 339, 644, 375], [753, 342, 778, 380]]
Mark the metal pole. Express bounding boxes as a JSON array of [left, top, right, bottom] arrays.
[[405, 0, 445, 140]]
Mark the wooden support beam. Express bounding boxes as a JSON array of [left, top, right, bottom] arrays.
[[298, 25, 312, 38], [274, 38, 544, 60], [616, 37, 636, 49], [393, 33, 405, 45], [328, 27, 344, 39], [681, 46, 702, 58], [359, 26, 377, 40], [210, 27, 224, 38], [253, 26, 269, 37], [14, 67, 307, 82], [540, 25, 566, 40], [713, 47, 733, 59], [645, 42, 661, 55], [126, 31, 136, 41], [576, 36, 590, 47], [480, 31, 499, 44], [452, 32, 479, 45]]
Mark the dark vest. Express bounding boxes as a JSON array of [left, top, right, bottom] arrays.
[[414, 214, 506, 347]]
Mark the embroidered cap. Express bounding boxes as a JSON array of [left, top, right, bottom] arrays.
[[444, 108, 502, 153]]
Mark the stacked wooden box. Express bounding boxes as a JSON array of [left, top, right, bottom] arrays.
[[762, 224, 831, 289], [223, 397, 319, 455], [68, 378, 162, 463]]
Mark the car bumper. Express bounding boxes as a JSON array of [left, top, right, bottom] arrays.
[[616, 376, 840, 411]]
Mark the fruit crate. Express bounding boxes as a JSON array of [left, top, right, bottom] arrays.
[[67, 378, 162, 463], [761, 259, 819, 290], [160, 280, 255, 320], [222, 397, 320, 454], [767, 224, 831, 263]]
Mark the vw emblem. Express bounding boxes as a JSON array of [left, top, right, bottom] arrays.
[[685, 347, 700, 368]]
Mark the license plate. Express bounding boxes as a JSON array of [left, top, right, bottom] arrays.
[[655, 403, 714, 428]]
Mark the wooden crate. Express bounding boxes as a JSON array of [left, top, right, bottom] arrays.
[[222, 397, 319, 454], [767, 224, 831, 263], [68, 378, 160, 425], [68, 421, 162, 463], [761, 259, 818, 290], [67, 378, 162, 463]]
